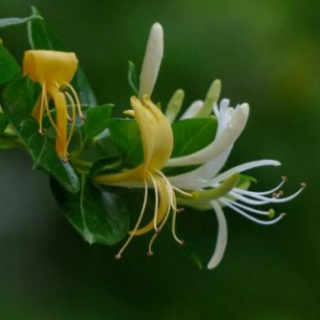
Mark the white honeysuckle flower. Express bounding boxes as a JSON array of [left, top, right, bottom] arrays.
[[139, 23, 163, 99], [167, 100, 250, 168], [174, 160, 305, 269], [166, 99, 306, 269]]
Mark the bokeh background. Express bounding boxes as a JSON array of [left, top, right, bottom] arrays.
[[0, 0, 319, 319]]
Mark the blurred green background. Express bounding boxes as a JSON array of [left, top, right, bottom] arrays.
[[0, 0, 319, 319]]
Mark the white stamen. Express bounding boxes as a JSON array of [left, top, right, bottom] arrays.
[[233, 186, 304, 203], [222, 198, 272, 216], [251, 178, 287, 195], [219, 198, 285, 225]]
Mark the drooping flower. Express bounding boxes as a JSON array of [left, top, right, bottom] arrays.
[[23, 50, 84, 160], [94, 95, 196, 258], [166, 98, 306, 269]]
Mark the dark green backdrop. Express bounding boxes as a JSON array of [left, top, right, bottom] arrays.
[[0, 0, 319, 319]]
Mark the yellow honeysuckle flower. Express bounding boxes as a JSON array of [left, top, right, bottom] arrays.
[[94, 95, 196, 258], [23, 50, 84, 160]]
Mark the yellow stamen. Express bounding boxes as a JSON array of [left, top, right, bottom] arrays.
[[63, 82, 85, 120], [115, 179, 148, 259], [64, 91, 77, 149], [149, 174, 160, 233]]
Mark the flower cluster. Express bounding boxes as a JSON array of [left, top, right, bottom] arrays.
[[0, 11, 305, 270]]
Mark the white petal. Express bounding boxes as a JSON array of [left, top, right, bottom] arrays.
[[207, 201, 228, 269], [139, 23, 163, 99], [180, 100, 204, 120], [209, 160, 281, 185], [168, 159, 281, 191], [167, 103, 250, 167]]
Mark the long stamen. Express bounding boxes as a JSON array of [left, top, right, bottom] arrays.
[[115, 179, 148, 259], [171, 188, 184, 245], [172, 186, 195, 198], [222, 197, 274, 217], [43, 88, 61, 138], [233, 184, 305, 203], [252, 177, 287, 196], [149, 174, 160, 233], [147, 184, 172, 256], [219, 198, 286, 225], [64, 91, 77, 149], [38, 82, 47, 135], [229, 191, 271, 206], [157, 170, 196, 199], [155, 170, 185, 244], [63, 82, 85, 120]]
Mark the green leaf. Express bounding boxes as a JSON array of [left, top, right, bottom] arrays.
[[0, 113, 8, 134], [82, 105, 113, 140], [1, 76, 80, 193], [51, 176, 130, 245], [0, 11, 42, 29], [90, 155, 123, 177], [109, 119, 143, 167], [171, 118, 217, 157], [27, 7, 97, 106], [0, 138, 15, 149], [0, 44, 21, 85], [128, 61, 139, 96]]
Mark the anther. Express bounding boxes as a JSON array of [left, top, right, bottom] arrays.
[[268, 209, 275, 219], [38, 130, 44, 136], [114, 254, 122, 260], [301, 182, 307, 189], [147, 251, 154, 257], [177, 208, 185, 213], [281, 176, 288, 182], [68, 117, 73, 124], [276, 190, 284, 198], [62, 158, 69, 164], [180, 239, 186, 246], [191, 191, 200, 200], [81, 116, 87, 123]]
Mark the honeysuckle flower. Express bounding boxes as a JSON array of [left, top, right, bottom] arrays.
[[166, 99, 306, 269], [23, 50, 84, 160], [94, 95, 197, 258], [139, 23, 163, 99]]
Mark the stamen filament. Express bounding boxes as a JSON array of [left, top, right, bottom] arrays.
[[38, 82, 46, 134], [149, 174, 160, 233], [222, 197, 273, 216], [219, 198, 285, 225], [64, 91, 77, 149], [63, 82, 85, 120], [233, 186, 305, 203], [43, 88, 61, 138], [147, 183, 172, 255], [115, 179, 148, 259]]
